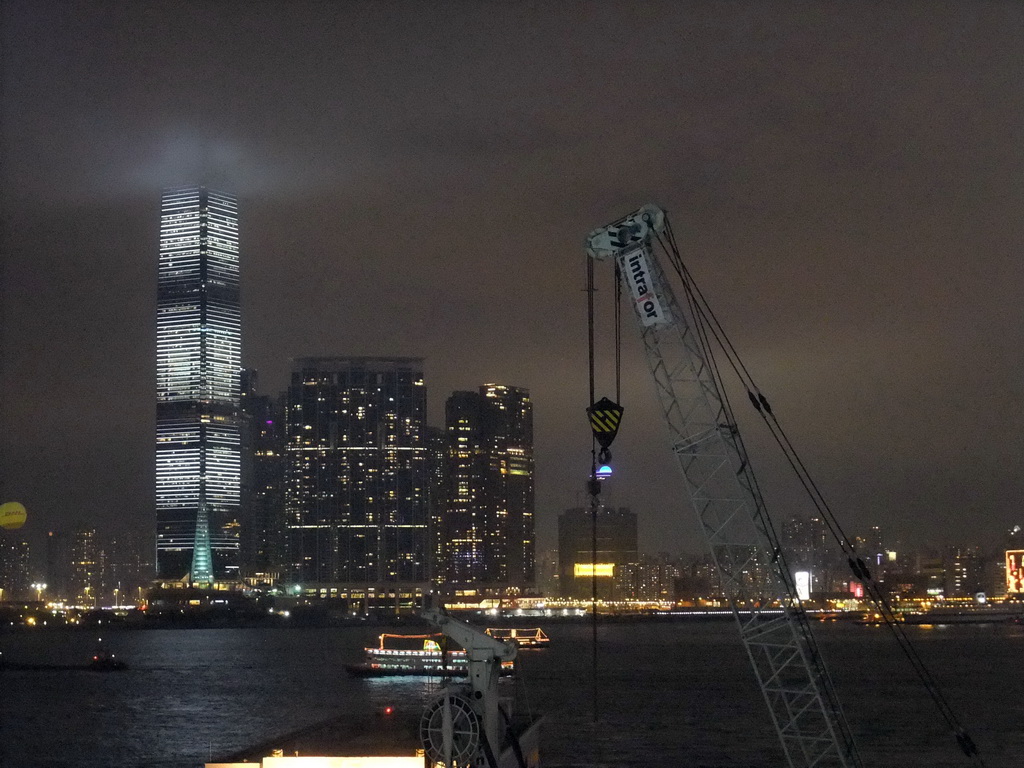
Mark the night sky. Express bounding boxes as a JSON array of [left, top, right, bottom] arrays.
[[3, 2, 1024, 559]]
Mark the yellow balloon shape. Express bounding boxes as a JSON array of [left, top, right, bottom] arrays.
[[0, 502, 27, 530]]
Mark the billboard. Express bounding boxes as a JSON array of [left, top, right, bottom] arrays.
[[794, 571, 811, 601], [574, 563, 615, 578], [1007, 550, 1024, 594]]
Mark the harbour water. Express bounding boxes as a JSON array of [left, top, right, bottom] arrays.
[[1, 619, 1021, 767]]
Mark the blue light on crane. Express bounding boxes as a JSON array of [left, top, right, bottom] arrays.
[[595, 464, 613, 480]]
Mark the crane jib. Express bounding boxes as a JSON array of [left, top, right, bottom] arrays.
[[618, 246, 671, 327]]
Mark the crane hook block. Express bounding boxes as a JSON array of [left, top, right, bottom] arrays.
[[588, 397, 623, 450]]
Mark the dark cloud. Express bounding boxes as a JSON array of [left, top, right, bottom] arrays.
[[4, 1, 1024, 559]]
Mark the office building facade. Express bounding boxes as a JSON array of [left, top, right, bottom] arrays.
[[558, 506, 637, 599], [284, 357, 429, 584], [441, 384, 535, 590], [240, 369, 287, 583], [0, 538, 31, 601], [155, 187, 241, 583]]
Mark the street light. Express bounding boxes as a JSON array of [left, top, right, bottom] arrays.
[[31, 582, 46, 602]]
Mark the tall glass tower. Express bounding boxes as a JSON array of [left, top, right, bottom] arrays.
[[155, 187, 241, 584]]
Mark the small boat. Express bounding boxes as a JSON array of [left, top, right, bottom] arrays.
[[0, 647, 127, 672], [89, 647, 128, 671], [345, 632, 515, 678], [485, 627, 550, 648]]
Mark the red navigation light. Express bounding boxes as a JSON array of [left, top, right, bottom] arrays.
[[384, 706, 394, 715]]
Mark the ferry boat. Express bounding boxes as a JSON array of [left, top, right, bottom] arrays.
[[345, 632, 516, 678], [211, 610, 541, 768], [485, 627, 550, 648]]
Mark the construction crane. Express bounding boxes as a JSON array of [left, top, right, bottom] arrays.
[[585, 204, 861, 768]]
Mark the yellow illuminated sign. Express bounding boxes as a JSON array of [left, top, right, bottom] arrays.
[[574, 563, 615, 578], [1007, 550, 1024, 593]]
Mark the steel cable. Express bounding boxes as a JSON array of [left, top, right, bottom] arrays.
[[656, 221, 983, 764]]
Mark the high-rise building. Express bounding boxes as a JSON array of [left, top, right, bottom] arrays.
[[781, 513, 844, 593], [69, 527, 102, 606], [155, 187, 241, 584], [423, 425, 446, 584], [104, 530, 153, 605], [45, 530, 71, 601], [240, 369, 287, 583], [0, 538, 31, 600], [616, 553, 681, 602], [557, 506, 637, 599], [284, 357, 429, 584], [945, 545, 984, 597], [441, 384, 535, 591]]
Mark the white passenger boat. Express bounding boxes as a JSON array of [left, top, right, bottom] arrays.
[[345, 632, 515, 677], [209, 610, 541, 768]]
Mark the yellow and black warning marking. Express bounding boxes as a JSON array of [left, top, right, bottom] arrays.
[[587, 397, 623, 449], [589, 406, 621, 434]]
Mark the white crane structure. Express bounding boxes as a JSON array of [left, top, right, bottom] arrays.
[[419, 607, 538, 768], [585, 204, 862, 768]]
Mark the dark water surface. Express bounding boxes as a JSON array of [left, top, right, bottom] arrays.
[[1, 619, 1021, 767]]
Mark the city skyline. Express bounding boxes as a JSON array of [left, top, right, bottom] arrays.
[[5, 3, 1024, 564]]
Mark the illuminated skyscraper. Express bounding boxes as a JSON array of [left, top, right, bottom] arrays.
[[155, 187, 241, 583], [441, 384, 535, 590], [284, 357, 429, 584]]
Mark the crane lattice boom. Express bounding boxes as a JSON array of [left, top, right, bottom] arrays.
[[586, 204, 861, 768]]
